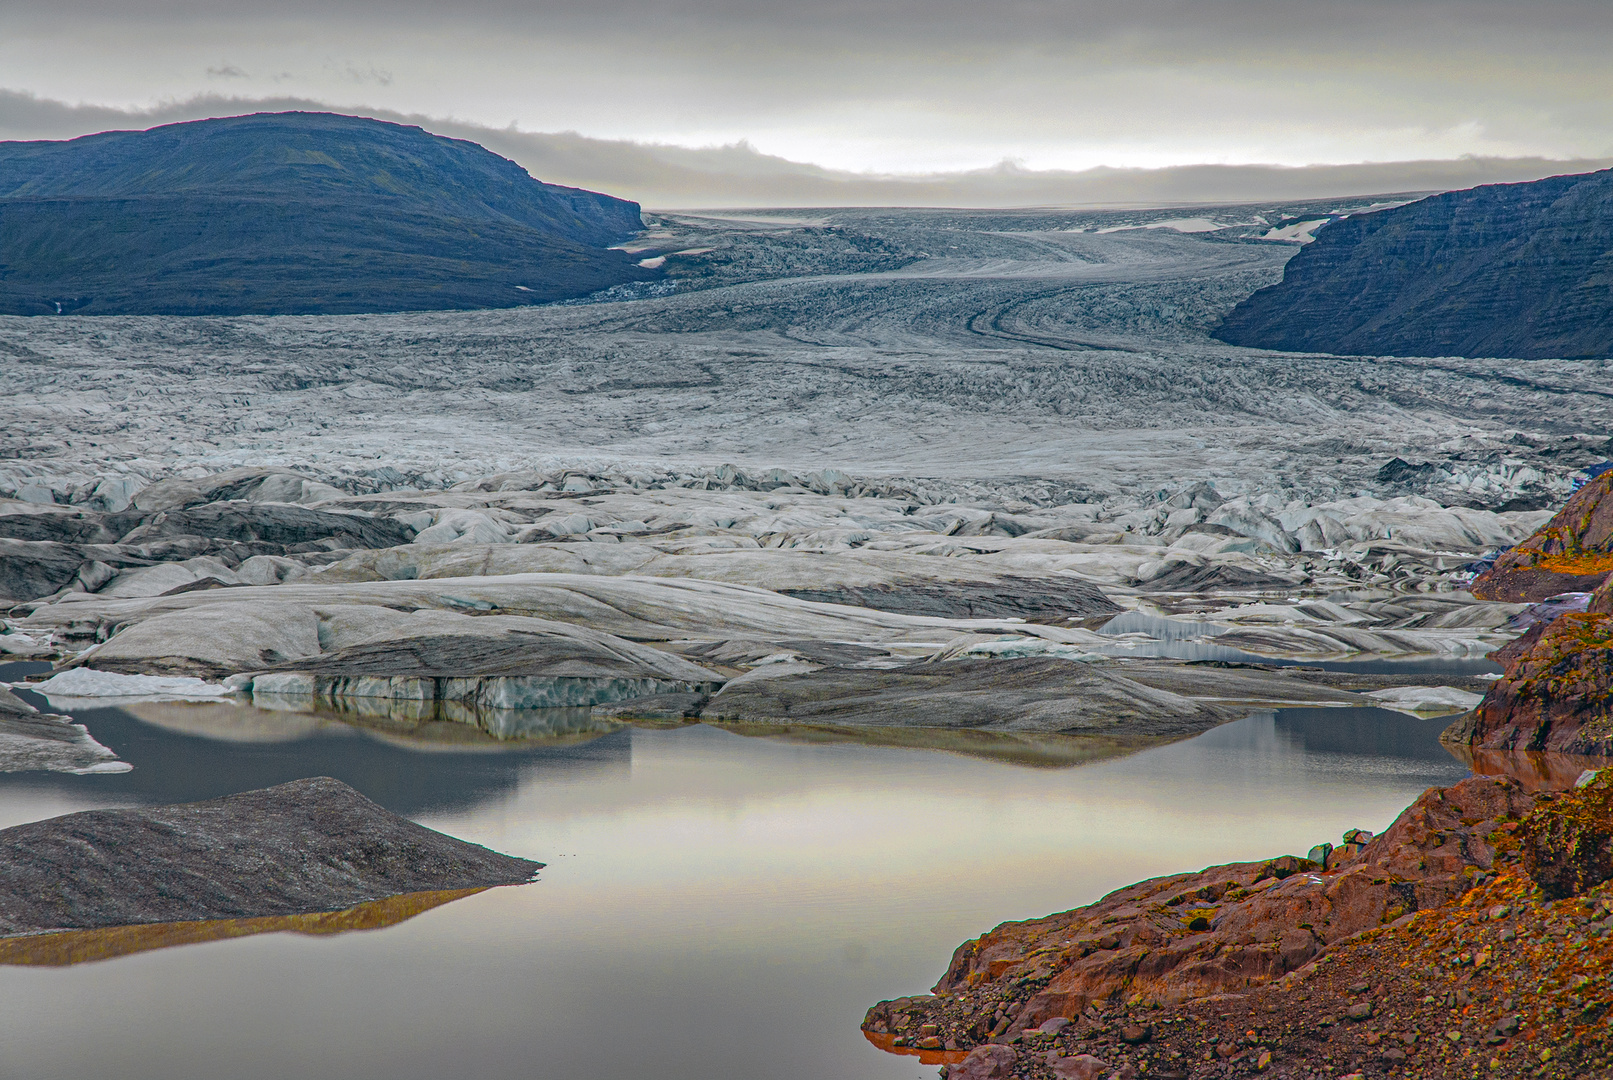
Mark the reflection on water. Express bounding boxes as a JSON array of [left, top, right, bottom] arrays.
[[0, 888, 488, 967], [0, 703, 1575, 1080], [1450, 744, 1613, 791], [1092, 638, 1504, 675], [0, 698, 630, 821]]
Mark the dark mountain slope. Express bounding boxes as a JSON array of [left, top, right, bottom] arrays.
[[1213, 169, 1613, 360], [0, 112, 657, 315]]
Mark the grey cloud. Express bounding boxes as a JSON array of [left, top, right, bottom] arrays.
[[1, 90, 1606, 208], [206, 64, 249, 78], [12, 0, 1613, 53]]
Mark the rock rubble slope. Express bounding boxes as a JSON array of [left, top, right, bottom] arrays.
[[1446, 474, 1613, 755], [868, 770, 1613, 1079]]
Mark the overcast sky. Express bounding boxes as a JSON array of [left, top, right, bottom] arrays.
[[6, 0, 1613, 177]]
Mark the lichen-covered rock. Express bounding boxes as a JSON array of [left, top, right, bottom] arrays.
[[1471, 472, 1613, 602], [1447, 584, 1613, 754], [1520, 770, 1613, 900], [865, 776, 1534, 1051]]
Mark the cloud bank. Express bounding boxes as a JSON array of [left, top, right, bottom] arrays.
[[5, 0, 1613, 174], [1, 91, 1606, 210]]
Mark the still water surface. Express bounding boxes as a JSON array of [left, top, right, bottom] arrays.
[[0, 702, 1471, 1080]]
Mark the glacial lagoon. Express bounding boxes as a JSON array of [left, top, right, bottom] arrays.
[[0, 695, 1478, 1080]]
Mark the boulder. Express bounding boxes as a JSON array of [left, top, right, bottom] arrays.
[[1520, 769, 1613, 899], [1049, 1054, 1111, 1080], [1471, 472, 1613, 602], [950, 1045, 1018, 1080], [0, 778, 539, 934]]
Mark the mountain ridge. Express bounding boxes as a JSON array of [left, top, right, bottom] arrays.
[[0, 111, 656, 316], [1212, 168, 1613, 360]]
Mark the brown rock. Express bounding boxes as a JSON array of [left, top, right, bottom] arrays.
[[1521, 769, 1613, 899], [949, 1044, 1017, 1080], [1450, 595, 1613, 754], [901, 776, 1531, 1034], [1471, 472, 1613, 602], [1049, 1054, 1110, 1080], [1119, 1023, 1149, 1043]]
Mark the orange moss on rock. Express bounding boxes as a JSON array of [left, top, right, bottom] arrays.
[[871, 774, 1613, 1079], [1472, 472, 1613, 602]]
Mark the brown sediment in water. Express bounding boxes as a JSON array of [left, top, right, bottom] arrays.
[[0, 887, 487, 967], [862, 1028, 970, 1065]]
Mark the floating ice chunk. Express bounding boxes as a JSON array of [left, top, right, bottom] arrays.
[[75, 760, 135, 774], [28, 668, 235, 703], [1363, 685, 1483, 715]]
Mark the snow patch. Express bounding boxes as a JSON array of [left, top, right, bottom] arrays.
[[1261, 219, 1330, 243]]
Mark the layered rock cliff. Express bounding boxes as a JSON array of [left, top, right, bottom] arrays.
[[1214, 169, 1613, 359], [0, 111, 656, 315]]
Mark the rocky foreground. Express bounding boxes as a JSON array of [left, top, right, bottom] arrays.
[[866, 771, 1613, 1080], [1446, 471, 1613, 755]]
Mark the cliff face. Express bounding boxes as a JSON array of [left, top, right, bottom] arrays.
[[1213, 169, 1613, 360], [1447, 575, 1613, 755], [1471, 471, 1613, 603], [0, 111, 656, 315], [1447, 476, 1613, 752]]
